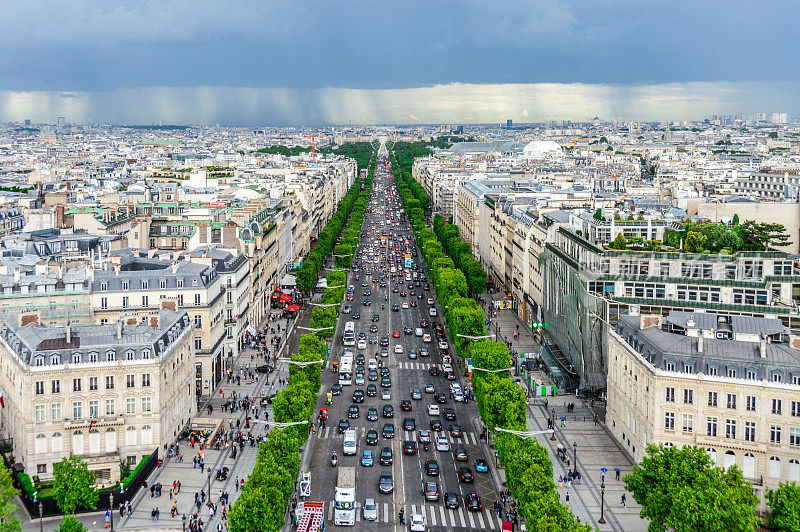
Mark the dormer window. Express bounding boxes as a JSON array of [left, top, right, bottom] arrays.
[[125, 349, 135, 361], [100, 282, 108, 291], [121, 280, 129, 291], [72, 352, 81, 364], [192, 278, 198, 286], [772, 371, 784, 383], [34, 356, 44, 366], [106, 350, 116, 361], [142, 348, 151, 360], [50, 354, 61, 365], [142, 280, 149, 290]]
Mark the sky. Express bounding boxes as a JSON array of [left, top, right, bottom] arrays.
[[2, 0, 799, 125]]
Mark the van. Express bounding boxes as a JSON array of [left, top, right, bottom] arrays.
[[414, 328, 423, 337], [343, 429, 357, 455]]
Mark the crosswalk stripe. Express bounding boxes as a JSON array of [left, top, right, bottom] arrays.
[[458, 508, 466, 527], [383, 503, 389, 523], [439, 505, 447, 527], [485, 509, 496, 528], [411, 504, 417, 520], [477, 509, 485, 528], [356, 508, 361, 522], [429, 504, 436, 526], [467, 508, 476, 528]]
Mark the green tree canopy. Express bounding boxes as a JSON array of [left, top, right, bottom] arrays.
[[53, 456, 99, 515], [0, 461, 21, 531], [766, 482, 800, 532]]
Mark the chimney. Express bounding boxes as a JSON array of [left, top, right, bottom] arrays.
[[172, 261, 180, 273], [760, 335, 767, 359], [13, 268, 20, 283], [685, 316, 699, 337], [698, 335, 703, 353], [116, 320, 123, 341], [113, 263, 120, 276], [65, 324, 71, 344]]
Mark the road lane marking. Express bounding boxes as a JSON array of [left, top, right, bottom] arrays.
[[383, 502, 389, 522], [467, 509, 476, 528], [458, 507, 467, 527], [439, 505, 447, 527], [477, 509, 485, 528]]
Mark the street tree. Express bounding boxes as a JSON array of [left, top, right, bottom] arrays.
[[56, 515, 87, 532], [624, 444, 759, 532], [0, 461, 21, 532], [766, 482, 800, 532], [228, 486, 282, 532], [53, 456, 98, 515], [474, 375, 526, 430]]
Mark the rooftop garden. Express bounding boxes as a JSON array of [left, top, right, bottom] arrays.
[[605, 217, 791, 254]]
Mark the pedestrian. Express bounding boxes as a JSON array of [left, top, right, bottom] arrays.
[[621, 493, 626, 507], [565, 491, 570, 506], [615, 469, 621, 481]]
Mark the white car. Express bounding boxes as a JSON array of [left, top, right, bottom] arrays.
[[358, 339, 367, 350], [368, 360, 378, 371], [427, 404, 440, 416], [428, 307, 437, 317], [363, 498, 378, 521], [435, 437, 450, 452], [415, 328, 423, 337], [394, 344, 404, 354], [438, 341, 449, 350], [410, 513, 426, 531], [381, 389, 392, 400], [450, 383, 462, 394], [442, 363, 453, 374], [453, 390, 464, 402], [402, 302, 409, 309], [422, 334, 432, 343]]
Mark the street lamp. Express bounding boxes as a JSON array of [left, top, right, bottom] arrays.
[[455, 333, 495, 340], [110, 492, 114, 532], [573, 441, 578, 476], [598, 478, 607, 524], [550, 410, 557, 441], [38, 501, 43, 532], [207, 470, 212, 503]]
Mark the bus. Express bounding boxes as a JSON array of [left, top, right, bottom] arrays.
[[342, 321, 355, 346], [339, 353, 353, 386]]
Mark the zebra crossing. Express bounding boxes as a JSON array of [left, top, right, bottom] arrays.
[[397, 361, 435, 370], [322, 499, 523, 530], [314, 425, 483, 445]]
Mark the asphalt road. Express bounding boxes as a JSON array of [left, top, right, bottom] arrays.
[[302, 155, 504, 531]]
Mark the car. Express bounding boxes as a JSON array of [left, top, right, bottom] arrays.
[[367, 407, 378, 422], [444, 492, 460, 509], [392, 304, 399, 311], [438, 341, 449, 350], [410, 513, 426, 532], [429, 419, 443, 431], [338, 419, 350, 433], [419, 348, 429, 357], [342, 304, 352, 314], [411, 389, 422, 400], [442, 408, 456, 421], [381, 388, 391, 400], [420, 319, 429, 328], [427, 298, 435, 306], [355, 373, 365, 385], [435, 437, 450, 451], [394, 344, 403, 354], [368, 359, 378, 371], [425, 459, 440, 476], [365, 429, 379, 445], [474, 458, 488, 472], [361, 450, 374, 467], [422, 334, 432, 343], [458, 467, 474, 483], [381, 376, 392, 388], [449, 424, 463, 437], [401, 400, 412, 411], [371, 314, 380, 322], [408, 349, 417, 359], [444, 371, 456, 381], [427, 404, 440, 416], [362, 498, 378, 520], [357, 353, 366, 365], [331, 384, 342, 396], [380, 348, 389, 357], [378, 471, 394, 494], [414, 328, 423, 337], [429, 308, 437, 316], [404, 326, 413, 335], [368, 369, 378, 382], [380, 446, 393, 465], [423, 481, 440, 502], [366, 383, 377, 396], [363, 299, 371, 306], [364, 289, 371, 296], [380, 336, 389, 347], [357, 339, 367, 350], [403, 440, 417, 455], [410, 300, 417, 307], [382, 423, 395, 438], [418, 430, 432, 444], [434, 393, 447, 404], [428, 366, 440, 377], [352, 311, 360, 320], [382, 404, 394, 418], [465, 493, 482, 511], [348, 405, 360, 419], [352, 389, 364, 403], [381, 366, 390, 377], [392, 286, 399, 293], [403, 418, 416, 431], [393, 329, 401, 338], [402, 302, 409, 309], [369, 334, 377, 345], [453, 390, 464, 402]]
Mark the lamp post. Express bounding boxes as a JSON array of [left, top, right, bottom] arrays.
[[598, 478, 606, 524], [38, 501, 43, 532], [110, 492, 114, 532], [573, 441, 578, 476], [207, 470, 212, 501], [550, 410, 557, 441]]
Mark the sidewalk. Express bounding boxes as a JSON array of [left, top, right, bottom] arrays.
[[479, 290, 648, 531]]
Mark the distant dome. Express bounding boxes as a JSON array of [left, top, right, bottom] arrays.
[[522, 140, 563, 158]]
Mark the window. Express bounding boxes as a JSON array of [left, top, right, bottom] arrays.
[[89, 400, 98, 419], [141, 397, 152, 414], [142, 280, 149, 290], [194, 315, 202, 329], [105, 399, 115, 417], [745, 422, 756, 442], [773, 399, 782, 415], [100, 281, 108, 291], [51, 403, 62, 421], [773, 372, 784, 383], [726, 419, 737, 439], [664, 412, 675, 430], [35, 381, 44, 395], [73, 378, 82, 392], [142, 295, 148, 307], [160, 279, 166, 289], [71, 352, 81, 364], [122, 296, 129, 309], [771, 425, 782, 444], [707, 417, 718, 437], [747, 396, 756, 412], [73, 401, 82, 420], [142, 349, 151, 360], [747, 369, 758, 380], [126, 350, 135, 361], [89, 352, 98, 363], [35, 405, 45, 422], [793, 401, 800, 417], [89, 377, 98, 391], [666, 361, 676, 372], [105, 376, 114, 390], [126, 398, 136, 415], [34, 356, 44, 367], [107, 350, 116, 361], [794, 374, 800, 386], [707, 365, 718, 376], [126, 375, 135, 388], [682, 414, 693, 433], [708, 391, 718, 407], [195, 337, 202, 351], [194, 293, 201, 306], [142, 374, 151, 387], [101, 297, 108, 310], [684, 389, 694, 404], [121, 280, 129, 290], [684, 363, 694, 374], [791, 428, 800, 447], [727, 367, 738, 379], [665, 387, 675, 402], [727, 394, 737, 409], [52, 380, 60, 393], [733, 288, 767, 305], [177, 279, 184, 288]]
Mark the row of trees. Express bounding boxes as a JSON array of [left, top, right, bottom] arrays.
[[389, 147, 587, 530], [295, 152, 375, 291], [254, 141, 374, 174], [433, 214, 486, 295], [228, 333, 327, 531]]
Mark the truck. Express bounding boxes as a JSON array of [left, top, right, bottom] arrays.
[[296, 501, 325, 532], [334, 467, 356, 526]]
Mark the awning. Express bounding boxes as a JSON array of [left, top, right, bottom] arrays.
[[270, 290, 282, 299], [281, 274, 297, 287], [285, 304, 300, 312], [279, 293, 292, 303]]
